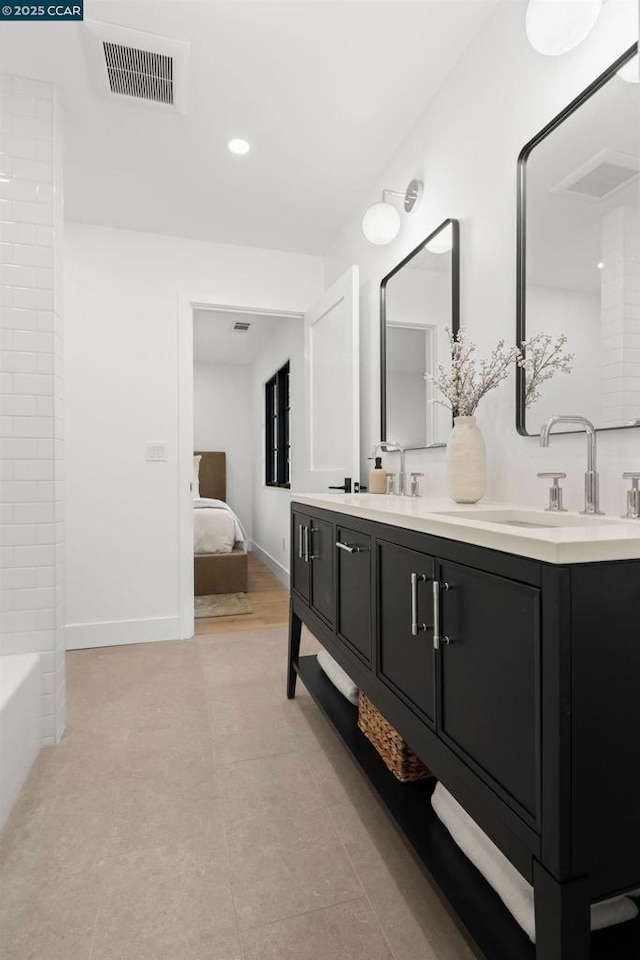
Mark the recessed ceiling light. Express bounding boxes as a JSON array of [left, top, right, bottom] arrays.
[[597, 261, 604, 269], [228, 138, 250, 156]]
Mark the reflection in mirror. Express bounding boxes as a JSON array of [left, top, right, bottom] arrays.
[[517, 44, 640, 436], [381, 219, 460, 449]]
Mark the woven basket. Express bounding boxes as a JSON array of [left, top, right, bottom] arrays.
[[358, 693, 431, 783]]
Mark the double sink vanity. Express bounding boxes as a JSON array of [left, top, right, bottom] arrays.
[[287, 494, 640, 960], [286, 40, 640, 960]]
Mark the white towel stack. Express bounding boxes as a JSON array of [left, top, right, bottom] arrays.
[[431, 783, 638, 942], [317, 648, 359, 706]]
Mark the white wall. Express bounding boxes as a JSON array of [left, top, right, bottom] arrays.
[[325, 1, 639, 516], [193, 361, 253, 540], [64, 224, 322, 647], [0, 74, 65, 743], [251, 316, 304, 584]]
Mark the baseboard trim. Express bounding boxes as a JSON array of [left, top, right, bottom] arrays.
[[251, 541, 290, 589], [65, 616, 181, 650]]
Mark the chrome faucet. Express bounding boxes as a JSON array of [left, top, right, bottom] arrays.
[[371, 440, 406, 496], [539, 416, 603, 515]]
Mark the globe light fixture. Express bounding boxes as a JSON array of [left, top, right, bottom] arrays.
[[525, 0, 603, 56], [361, 180, 424, 245]]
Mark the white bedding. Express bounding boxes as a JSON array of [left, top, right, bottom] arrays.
[[194, 498, 247, 555]]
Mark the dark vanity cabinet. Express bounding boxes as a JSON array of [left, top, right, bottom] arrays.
[[291, 509, 333, 627], [287, 502, 640, 960], [436, 561, 541, 827], [336, 525, 371, 663], [378, 541, 436, 726]]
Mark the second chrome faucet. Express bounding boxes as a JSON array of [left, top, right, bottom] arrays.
[[539, 416, 603, 515]]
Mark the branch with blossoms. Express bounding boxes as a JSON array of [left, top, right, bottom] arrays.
[[518, 332, 574, 408], [424, 328, 520, 417]]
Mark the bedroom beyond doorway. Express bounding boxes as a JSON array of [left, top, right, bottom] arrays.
[[194, 553, 289, 636], [189, 304, 304, 633]]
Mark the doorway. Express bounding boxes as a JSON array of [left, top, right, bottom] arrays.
[[179, 300, 304, 639]]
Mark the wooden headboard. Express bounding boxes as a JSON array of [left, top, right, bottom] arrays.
[[195, 451, 226, 501]]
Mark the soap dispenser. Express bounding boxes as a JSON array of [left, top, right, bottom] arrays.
[[369, 457, 387, 494]]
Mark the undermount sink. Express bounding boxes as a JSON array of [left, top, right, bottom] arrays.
[[433, 509, 615, 529]]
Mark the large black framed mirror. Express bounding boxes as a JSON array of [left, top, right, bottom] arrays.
[[516, 43, 639, 437], [380, 218, 460, 450]]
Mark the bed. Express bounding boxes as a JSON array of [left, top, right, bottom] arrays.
[[194, 451, 248, 596]]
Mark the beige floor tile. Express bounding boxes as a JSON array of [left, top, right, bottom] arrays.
[[329, 800, 477, 960], [209, 697, 299, 765], [0, 863, 103, 960], [0, 579, 480, 960], [108, 781, 227, 858], [239, 899, 394, 960], [227, 806, 364, 929], [219, 751, 324, 831], [121, 722, 213, 779], [91, 844, 241, 960], [0, 783, 117, 879]]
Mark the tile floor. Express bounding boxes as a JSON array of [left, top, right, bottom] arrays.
[[0, 625, 477, 960]]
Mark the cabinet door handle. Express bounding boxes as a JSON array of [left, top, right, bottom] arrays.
[[433, 580, 450, 650], [308, 527, 319, 561], [302, 525, 310, 562], [336, 541, 364, 554], [298, 524, 306, 561], [410, 572, 427, 636]]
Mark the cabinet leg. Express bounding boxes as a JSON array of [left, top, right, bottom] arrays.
[[533, 861, 590, 960], [287, 599, 302, 699]]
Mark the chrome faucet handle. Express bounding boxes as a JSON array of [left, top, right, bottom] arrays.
[[409, 472, 424, 498], [537, 472, 567, 512], [622, 473, 640, 519]]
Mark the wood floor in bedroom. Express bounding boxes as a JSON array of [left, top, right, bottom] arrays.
[[194, 552, 290, 636], [0, 625, 476, 960]]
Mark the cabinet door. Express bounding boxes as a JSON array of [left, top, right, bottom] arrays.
[[438, 560, 541, 824], [291, 511, 310, 602], [378, 541, 436, 726], [336, 526, 371, 663], [309, 517, 334, 626]]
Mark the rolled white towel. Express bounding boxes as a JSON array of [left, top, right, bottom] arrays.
[[317, 648, 359, 706], [431, 783, 638, 942]]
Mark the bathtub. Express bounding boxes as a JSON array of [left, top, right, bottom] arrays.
[[0, 654, 41, 831]]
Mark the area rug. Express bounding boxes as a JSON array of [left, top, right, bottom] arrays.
[[195, 593, 252, 618]]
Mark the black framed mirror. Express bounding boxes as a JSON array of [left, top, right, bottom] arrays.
[[380, 218, 460, 450], [516, 43, 639, 437]]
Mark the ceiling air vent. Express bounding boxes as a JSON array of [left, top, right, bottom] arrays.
[[232, 322, 251, 333], [551, 149, 640, 201], [103, 42, 173, 106], [83, 21, 189, 114]]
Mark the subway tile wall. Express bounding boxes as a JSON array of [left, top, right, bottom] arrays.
[[0, 74, 65, 744]]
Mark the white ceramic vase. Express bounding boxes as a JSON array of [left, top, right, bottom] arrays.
[[446, 416, 486, 504]]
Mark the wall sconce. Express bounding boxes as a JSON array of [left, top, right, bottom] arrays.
[[362, 179, 424, 245], [525, 0, 603, 56]]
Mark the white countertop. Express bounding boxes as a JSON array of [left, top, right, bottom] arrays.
[[291, 493, 640, 564]]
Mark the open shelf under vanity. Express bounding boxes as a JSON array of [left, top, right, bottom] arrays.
[[295, 655, 640, 960]]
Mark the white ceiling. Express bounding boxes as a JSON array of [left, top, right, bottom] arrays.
[[0, 0, 497, 255], [193, 309, 296, 364]]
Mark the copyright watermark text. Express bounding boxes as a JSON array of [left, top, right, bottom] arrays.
[[1, 3, 82, 19]]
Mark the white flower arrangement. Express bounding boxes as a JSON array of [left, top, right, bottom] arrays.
[[518, 332, 574, 408], [425, 328, 520, 417]]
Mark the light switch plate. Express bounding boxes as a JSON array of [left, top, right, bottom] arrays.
[[146, 442, 168, 462]]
